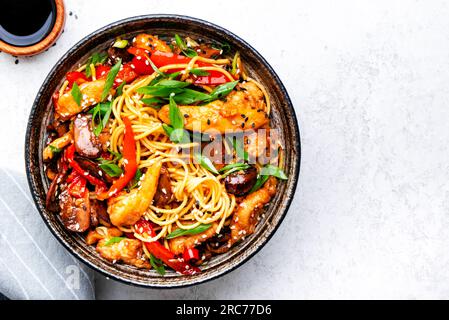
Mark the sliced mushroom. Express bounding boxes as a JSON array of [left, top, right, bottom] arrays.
[[224, 165, 258, 196], [90, 200, 109, 227], [73, 114, 101, 158], [75, 156, 112, 183], [59, 188, 91, 232], [153, 165, 173, 207], [107, 46, 132, 65]]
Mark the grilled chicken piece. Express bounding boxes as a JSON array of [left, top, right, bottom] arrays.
[[96, 238, 150, 269], [73, 114, 101, 158], [244, 128, 278, 164], [86, 227, 123, 245], [107, 162, 162, 227], [134, 33, 171, 53], [168, 222, 219, 255], [59, 188, 91, 232], [56, 80, 113, 120], [43, 132, 73, 161], [158, 82, 268, 133], [229, 177, 277, 245], [153, 165, 173, 207]]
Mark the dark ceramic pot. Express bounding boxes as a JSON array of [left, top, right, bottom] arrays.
[[25, 15, 301, 288]]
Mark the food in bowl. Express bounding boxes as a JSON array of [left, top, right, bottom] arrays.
[[43, 32, 287, 275]]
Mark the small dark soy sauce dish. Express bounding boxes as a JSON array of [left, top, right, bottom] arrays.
[[0, 0, 65, 56], [25, 15, 301, 288]]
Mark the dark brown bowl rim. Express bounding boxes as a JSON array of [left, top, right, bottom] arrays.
[[25, 14, 301, 288]]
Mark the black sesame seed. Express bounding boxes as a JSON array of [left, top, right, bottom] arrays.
[[14, 59, 19, 65], [207, 119, 211, 125], [241, 123, 245, 128]]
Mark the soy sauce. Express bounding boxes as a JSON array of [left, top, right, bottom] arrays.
[[0, 0, 56, 47]]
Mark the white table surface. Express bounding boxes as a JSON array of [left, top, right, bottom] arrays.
[[1, 0, 449, 299]]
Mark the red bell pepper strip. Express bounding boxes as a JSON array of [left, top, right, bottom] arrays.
[[128, 47, 191, 68], [67, 171, 88, 198], [149, 51, 229, 85], [127, 46, 229, 85], [66, 170, 79, 183], [183, 247, 200, 262], [114, 63, 138, 87], [95, 65, 111, 79], [149, 50, 191, 68], [127, 47, 154, 75], [131, 55, 153, 75], [127, 47, 150, 58], [93, 63, 137, 87], [192, 70, 229, 85], [66, 71, 88, 86], [65, 144, 107, 191], [97, 116, 137, 200], [134, 219, 201, 275]]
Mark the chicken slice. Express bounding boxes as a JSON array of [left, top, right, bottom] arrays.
[[56, 80, 112, 120], [168, 222, 219, 255], [107, 162, 162, 227], [229, 177, 277, 245], [158, 82, 268, 133], [96, 238, 150, 269], [134, 33, 172, 53], [43, 132, 73, 161], [86, 227, 123, 245]]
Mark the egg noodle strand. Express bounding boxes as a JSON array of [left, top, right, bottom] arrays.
[[80, 53, 270, 251]]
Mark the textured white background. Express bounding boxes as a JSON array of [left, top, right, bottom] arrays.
[[1, 0, 449, 299]]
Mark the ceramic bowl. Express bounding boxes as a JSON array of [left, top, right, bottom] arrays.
[[25, 15, 301, 288]]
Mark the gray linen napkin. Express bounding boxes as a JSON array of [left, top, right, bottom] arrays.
[[0, 168, 95, 300]]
